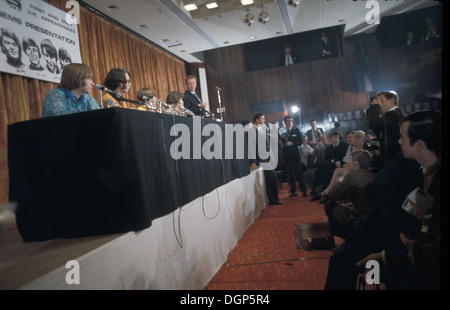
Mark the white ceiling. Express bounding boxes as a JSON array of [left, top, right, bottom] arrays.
[[81, 0, 440, 63]]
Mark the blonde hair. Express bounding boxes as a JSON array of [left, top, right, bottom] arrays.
[[352, 130, 366, 141], [58, 63, 93, 90]]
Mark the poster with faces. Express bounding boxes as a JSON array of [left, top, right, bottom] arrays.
[[0, 0, 82, 83]]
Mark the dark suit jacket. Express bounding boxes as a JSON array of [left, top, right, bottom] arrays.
[[306, 127, 324, 145], [279, 52, 301, 66], [324, 141, 348, 164], [249, 126, 271, 166], [280, 126, 302, 161], [366, 105, 404, 161], [183, 90, 206, 117]]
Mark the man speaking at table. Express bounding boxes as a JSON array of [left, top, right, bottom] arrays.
[[183, 75, 208, 117]]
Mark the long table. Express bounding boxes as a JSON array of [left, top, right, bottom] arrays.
[[8, 108, 250, 242]]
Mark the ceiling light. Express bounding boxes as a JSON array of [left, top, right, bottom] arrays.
[[287, 0, 299, 7], [244, 13, 254, 26], [206, 1, 218, 9], [184, 1, 198, 11], [258, 10, 268, 24], [241, 0, 254, 5]]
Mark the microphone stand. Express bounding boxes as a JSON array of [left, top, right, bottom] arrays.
[[216, 87, 225, 121], [99, 90, 104, 108]]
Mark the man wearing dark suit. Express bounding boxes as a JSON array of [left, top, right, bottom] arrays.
[[324, 110, 441, 290], [249, 113, 282, 205], [320, 32, 338, 58], [279, 45, 301, 67], [306, 119, 324, 148], [279, 115, 307, 197], [310, 130, 348, 201], [183, 75, 207, 117], [366, 91, 404, 166]]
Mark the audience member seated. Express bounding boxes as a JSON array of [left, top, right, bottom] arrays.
[[310, 130, 348, 201], [351, 130, 365, 152], [322, 150, 374, 240], [303, 137, 326, 193], [341, 131, 354, 165], [324, 110, 441, 290], [299, 134, 314, 172], [364, 130, 382, 173]]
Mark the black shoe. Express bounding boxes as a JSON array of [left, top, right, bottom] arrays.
[[302, 192, 307, 197], [310, 195, 320, 201], [289, 192, 298, 198], [319, 196, 329, 204]]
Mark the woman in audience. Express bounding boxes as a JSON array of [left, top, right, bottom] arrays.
[[351, 130, 366, 152], [317, 150, 372, 204]]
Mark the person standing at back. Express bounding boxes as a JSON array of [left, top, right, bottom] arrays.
[[366, 91, 404, 166], [279, 115, 307, 198], [306, 119, 324, 148]]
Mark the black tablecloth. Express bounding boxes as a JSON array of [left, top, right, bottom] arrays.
[[8, 108, 250, 242]]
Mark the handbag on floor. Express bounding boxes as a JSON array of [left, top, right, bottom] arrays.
[[293, 222, 335, 251]]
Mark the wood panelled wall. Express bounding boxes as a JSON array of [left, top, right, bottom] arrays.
[[0, 0, 187, 204], [204, 33, 442, 126]]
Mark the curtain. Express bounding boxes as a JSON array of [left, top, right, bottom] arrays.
[[0, 0, 187, 203]]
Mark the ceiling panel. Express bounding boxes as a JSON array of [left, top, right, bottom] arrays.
[[81, 0, 441, 63]]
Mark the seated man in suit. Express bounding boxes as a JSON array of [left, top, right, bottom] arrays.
[[310, 130, 348, 201], [183, 75, 208, 117]]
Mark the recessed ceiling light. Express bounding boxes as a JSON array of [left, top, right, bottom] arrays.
[[250, 36, 256, 40], [206, 1, 218, 9], [241, 0, 254, 5], [184, 1, 198, 11]]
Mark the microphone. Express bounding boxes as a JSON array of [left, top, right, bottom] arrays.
[[142, 95, 154, 101], [95, 84, 114, 95]]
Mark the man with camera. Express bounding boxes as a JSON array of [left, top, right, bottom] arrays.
[[366, 91, 404, 167], [324, 110, 441, 290]]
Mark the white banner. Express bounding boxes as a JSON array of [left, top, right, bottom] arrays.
[[0, 0, 82, 83]]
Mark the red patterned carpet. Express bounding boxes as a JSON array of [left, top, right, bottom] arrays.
[[204, 182, 338, 290]]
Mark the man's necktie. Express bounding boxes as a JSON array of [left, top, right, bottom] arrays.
[[192, 92, 201, 103]]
